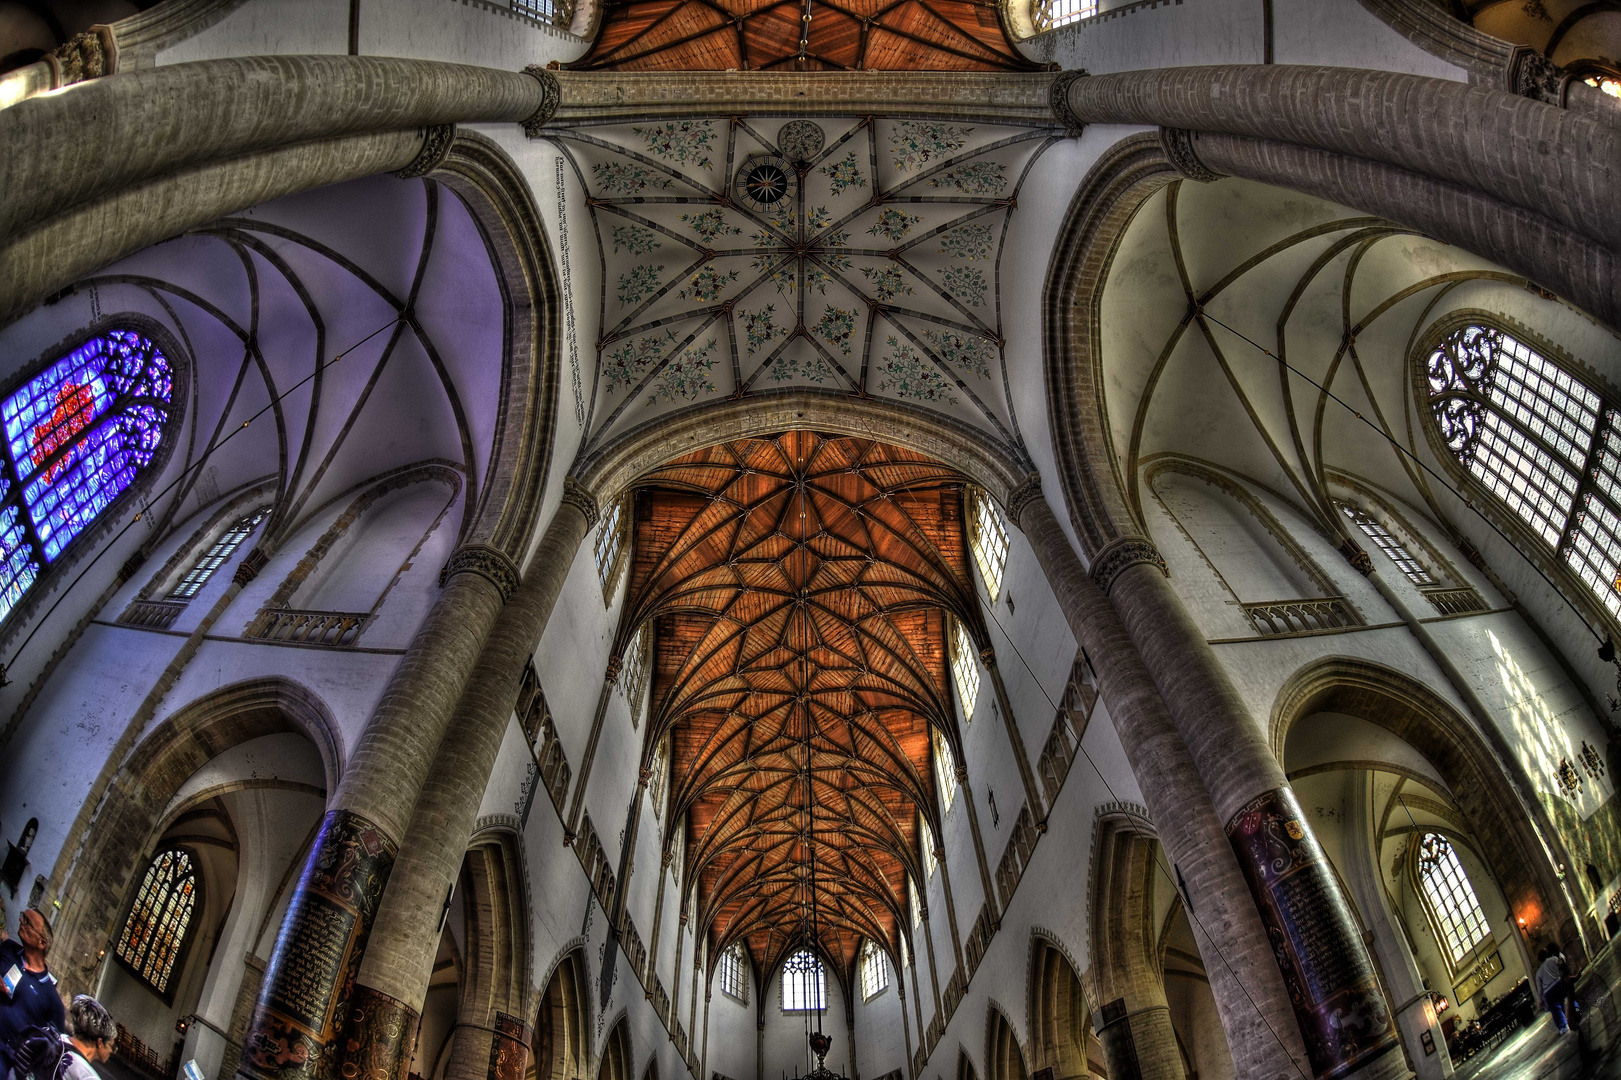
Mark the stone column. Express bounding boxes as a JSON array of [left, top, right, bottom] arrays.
[[1009, 487, 1313, 1079], [236, 543, 515, 1080], [1093, 524, 1405, 1080], [334, 491, 597, 1080]]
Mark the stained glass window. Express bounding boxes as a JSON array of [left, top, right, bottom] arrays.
[[719, 942, 749, 1004], [1425, 323, 1621, 618], [1033, 0, 1097, 31], [859, 939, 888, 1000], [968, 489, 1009, 601], [0, 329, 174, 624], [1414, 833, 1491, 969], [935, 731, 958, 812], [115, 847, 198, 995], [1585, 74, 1621, 99], [949, 620, 981, 720], [595, 495, 627, 598], [1338, 504, 1436, 586], [781, 949, 825, 1012], [171, 508, 266, 599]]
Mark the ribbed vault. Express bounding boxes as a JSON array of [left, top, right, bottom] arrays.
[[624, 431, 985, 984]]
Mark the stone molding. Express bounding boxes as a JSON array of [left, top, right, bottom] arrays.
[[1158, 127, 1224, 182], [395, 124, 457, 179], [1087, 538, 1167, 595], [1338, 539, 1374, 575], [1050, 69, 1088, 137], [440, 544, 522, 601], [231, 547, 269, 587], [1004, 473, 1042, 528], [560, 477, 599, 527], [1506, 45, 1573, 106], [521, 65, 563, 137]]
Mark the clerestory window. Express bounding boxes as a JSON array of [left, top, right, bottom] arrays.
[[115, 847, 199, 998], [920, 813, 938, 877], [968, 488, 1009, 601], [949, 619, 982, 720], [0, 328, 175, 624], [1425, 323, 1621, 618], [1032, 0, 1097, 32], [934, 730, 958, 812], [910, 878, 923, 927], [622, 623, 651, 726], [781, 949, 826, 1012], [1412, 832, 1491, 971], [859, 939, 888, 1000], [649, 734, 669, 818], [1338, 503, 1435, 586], [171, 508, 267, 599], [595, 495, 629, 601], [719, 942, 749, 1004]]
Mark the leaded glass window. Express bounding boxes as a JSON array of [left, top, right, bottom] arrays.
[[1338, 503, 1435, 586], [780, 949, 825, 1012], [968, 489, 1009, 601], [719, 942, 749, 1004], [171, 508, 267, 599], [622, 623, 651, 725], [649, 734, 669, 818], [949, 620, 981, 720], [920, 814, 938, 877], [115, 847, 198, 996], [0, 329, 174, 623], [1413, 833, 1491, 970], [910, 878, 922, 927], [1032, 0, 1096, 31], [859, 939, 888, 1000], [511, 0, 573, 27], [935, 730, 958, 812], [595, 495, 628, 599], [1425, 323, 1621, 618]]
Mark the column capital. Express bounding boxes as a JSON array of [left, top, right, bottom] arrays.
[[395, 124, 456, 179], [1005, 473, 1043, 528], [520, 65, 562, 137], [1505, 44, 1573, 105], [439, 544, 521, 601], [1088, 537, 1167, 595], [47, 24, 115, 89], [1338, 539, 1374, 575], [604, 655, 623, 685], [231, 546, 270, 587], [560, 477, 599, 528], [1050, 69, 1088, 138], [1159, 128, 1225, 183]]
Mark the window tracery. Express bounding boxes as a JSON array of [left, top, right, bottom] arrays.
[[0, 328, 175, 623], [595, 495, 628, 600], [859, 939, 889, 1000], [171, 508, 267, 599], [910, 878, 922, 927], [719, 942, 749, 1004], [968, 488, 1009, 600], [920, 814, 938, 877], [1031, 0, 1096, 31], [649, 734, 669, 818], [935, 730, 958, 812], [622, 623, 651, 725], [949, 619, 981, 719], [115, 847, 198, 997], [1411, 832, 1491, 971], [1425, 322, 1621, 618], [780, 948, 825, 1012], [1337, 503, 1435, 586]]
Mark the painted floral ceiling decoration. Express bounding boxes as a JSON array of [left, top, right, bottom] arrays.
[[550, 115, 1056, 465]]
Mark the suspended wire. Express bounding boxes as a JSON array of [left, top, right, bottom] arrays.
[[1, 316, 404, 682]]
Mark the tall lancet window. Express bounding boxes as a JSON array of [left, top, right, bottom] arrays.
[[171, 508, 267, 599], [1426, 323, 1621, 617], [0, 328, 175, 622], [968, 488, 1009, 600], [1412, 833, 1491, 971], [115, 847, 199, 997], [719, 942, 749, 1004], [781, 949, 825, 1012]]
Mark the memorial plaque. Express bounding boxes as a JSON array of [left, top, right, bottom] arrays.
[[487, 1012, 530, 1080], [1227, 787, 1399, 1080]]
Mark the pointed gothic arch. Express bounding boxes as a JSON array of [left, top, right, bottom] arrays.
[[533, 947, 591, 1080]]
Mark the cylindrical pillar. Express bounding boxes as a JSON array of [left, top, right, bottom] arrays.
[[1011, 488, 1312, 1079], [235, 547, 515, 1080], [337, 494, 596, 1080]]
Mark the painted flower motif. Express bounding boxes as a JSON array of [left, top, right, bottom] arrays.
[[923, 328, 994, 379], [819, 250, 853, 273], [604, 331, 675, 392], [617, 264, 666, 307], [635, 120, 718, 169], [678, 267, 740, 302], [816, 307, 857, 356], [611, 224, 662, 255], [862, 265, 913, 303], [741, 306, 788, 355], [593, 162, 672, 195], [890, 121, 973, 171], [753, 254, 796, 294], [941, 264, 988, 307], [805, 265, 836, 294], [820, 152, 868, 195], [867, 208, 921, 242], [825, 229, 850, 248], [937, 224, 994, 261], [877, 336, 956, 403], [652, 339, 719, 402], [806, 207, 832, 232], [767, 351, 837, 384], [680, 210, 741, 243], [928, 160, 1007, 196]]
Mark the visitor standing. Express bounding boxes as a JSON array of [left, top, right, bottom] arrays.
[[1535, 943, 1578, 1034], [0, 909, 65, 1076]]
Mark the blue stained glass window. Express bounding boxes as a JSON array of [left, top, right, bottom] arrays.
[[0, 329, 173, 623]]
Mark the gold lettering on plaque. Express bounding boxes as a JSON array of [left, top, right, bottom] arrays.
[[270, 894, 357, 1039]]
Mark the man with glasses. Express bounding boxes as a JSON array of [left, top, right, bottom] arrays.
[[0, 910, 66, 1078]]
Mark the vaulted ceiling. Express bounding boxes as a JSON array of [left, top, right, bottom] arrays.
[[623, 431, 984, 984], [571, 0, 1036, 71]]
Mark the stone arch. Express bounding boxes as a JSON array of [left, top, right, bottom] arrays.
[[49, 675, 341, 993], [985, 1003, 1027, 1080], [1269, 655, 1585, 959], [956, 1046, 978, 1080], [533, 947, 591, 1080], [453, 824, 534, 1071], [597, 1014, 631, 1080], [1027, 930, 1096, 1080]]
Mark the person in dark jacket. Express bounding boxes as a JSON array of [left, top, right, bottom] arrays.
[[0, 910, 65, 1076]]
